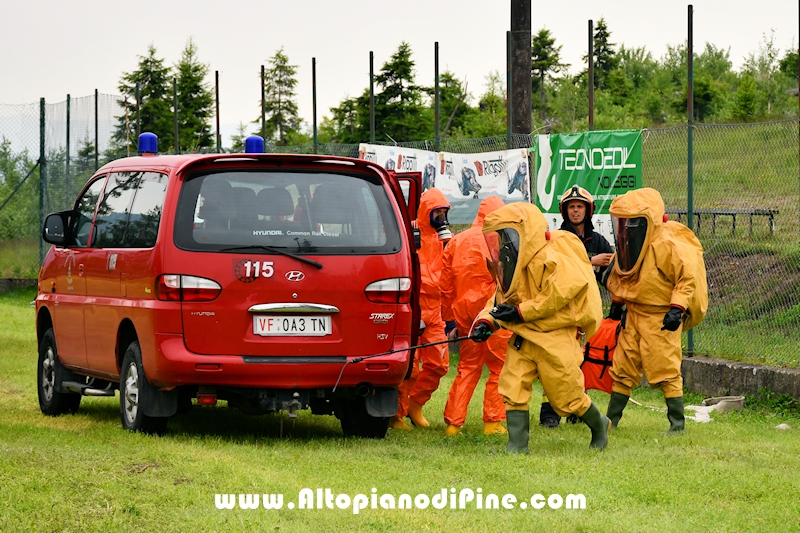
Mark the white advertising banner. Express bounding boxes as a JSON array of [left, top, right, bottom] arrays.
[[358, 144, 531, 224]]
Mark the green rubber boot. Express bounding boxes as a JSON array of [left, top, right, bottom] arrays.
[[606, 392, 630, 429], [665, 396, 685, 434], [580, 402, 611, 450], [505, 410, 530, 454]]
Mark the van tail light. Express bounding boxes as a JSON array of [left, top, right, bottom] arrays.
[[156, 275, 221, 302], [365, 277, 411, 304]]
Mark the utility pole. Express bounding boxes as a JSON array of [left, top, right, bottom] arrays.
[[510, 0, 532, 136]]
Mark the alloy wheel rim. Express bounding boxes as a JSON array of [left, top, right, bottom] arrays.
[[42, 347, 55, 402], [124, 362, 139, 424]]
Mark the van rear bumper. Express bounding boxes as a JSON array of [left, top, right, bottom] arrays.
[[145, 333, 410, 390]]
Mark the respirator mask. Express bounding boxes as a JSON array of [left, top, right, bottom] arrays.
[[430, 207, 452, 241]]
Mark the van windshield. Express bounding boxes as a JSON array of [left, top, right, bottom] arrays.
[[174, 170, 402, 254]]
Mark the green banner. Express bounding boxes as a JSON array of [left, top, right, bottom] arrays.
[[533, 130, 642, 215]]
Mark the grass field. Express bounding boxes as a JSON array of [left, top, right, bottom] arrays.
[[2, 287, 799, 532]]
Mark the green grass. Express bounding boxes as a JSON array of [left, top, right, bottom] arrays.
[[0, 238, 39, 278], [2, 287, 799, 532]]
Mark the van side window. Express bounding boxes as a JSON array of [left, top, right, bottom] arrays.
[[125, 172, 168, 248], [71, 177, 107, 248], [93, 172, 139, 248]]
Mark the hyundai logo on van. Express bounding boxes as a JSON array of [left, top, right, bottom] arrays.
[[285, 271, 305, 282]]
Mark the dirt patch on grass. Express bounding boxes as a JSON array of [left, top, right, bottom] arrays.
[[124, 462, 161, 474]]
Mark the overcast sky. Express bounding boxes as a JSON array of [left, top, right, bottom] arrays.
[[2, 0, 797, 146]]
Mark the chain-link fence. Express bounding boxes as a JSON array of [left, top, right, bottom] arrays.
[[0, 95, 124, 277], [643, 121, 800, 367], [1, 93, 798, 366]]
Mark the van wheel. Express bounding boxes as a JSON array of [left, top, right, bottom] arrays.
[[120, 341, 168, 435], [37, 328, 81, 416], [338, 397, 389, 439]]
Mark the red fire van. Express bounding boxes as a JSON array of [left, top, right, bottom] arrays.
[[36, 134, 421, 438]]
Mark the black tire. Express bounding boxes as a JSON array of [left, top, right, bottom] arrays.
[[37, 328, 81, 416], [338, 397, 389, 439], [119, 341, 168, 435]]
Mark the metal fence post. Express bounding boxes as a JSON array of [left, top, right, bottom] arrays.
[[588, 20, 594, 131], [173, 78, 179, 154], [66, 94, 71, 208], [94, 89, 99, 170], [370, 52, 375, 144], [687, 4, 695, 354], [261, 65, 267, 141], [135, 82, 141, 139], [39, 98, 46, 266], [434, 42, 440, 152], [215, 71, 221, 152], [312, 58, 318, 154], [506, 31, 512, 149]]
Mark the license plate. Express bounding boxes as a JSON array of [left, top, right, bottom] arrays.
[[253, 315, 332, 336]]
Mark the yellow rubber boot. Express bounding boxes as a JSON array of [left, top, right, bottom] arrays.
[[389, 416, 412, 430], [408, 398, 430, 428], [484, 421, 508, 435], [445, 424, 461, 436]]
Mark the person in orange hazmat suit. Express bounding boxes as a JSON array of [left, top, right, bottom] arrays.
[[390, 188, 451, 430], [440, 195, 512, 436]]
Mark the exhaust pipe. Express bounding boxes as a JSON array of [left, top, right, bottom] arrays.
[[355, 383, 372, 397]]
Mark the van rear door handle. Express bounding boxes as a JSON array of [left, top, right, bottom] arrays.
[[248, 303, 339, 314]]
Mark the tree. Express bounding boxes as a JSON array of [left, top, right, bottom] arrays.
[[531, 28, 568, 119], [229, 122, 249, 152], [112, 45, 174, 154], [732, 73, 758, 120], [321, 95, 368, 144], [778, 49, 798, 79], [585, 18, 619, 90], [455, 71, 506, 138], [374, 42, 432, 142], [175, 38, 214, 152], [743, 31, 783, 116], [74, 134, 96, 178], [260, 48, 303, 146], [549, 75, 586, 132], [436, 71, 470, 138]]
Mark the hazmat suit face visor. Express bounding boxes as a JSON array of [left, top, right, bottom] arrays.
[[484, 228, 521, 294], [612, 216, 648, 272]]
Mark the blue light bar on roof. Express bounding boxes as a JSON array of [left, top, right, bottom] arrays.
[[138, 132, 158, 155], [244, 135, 265, 154]]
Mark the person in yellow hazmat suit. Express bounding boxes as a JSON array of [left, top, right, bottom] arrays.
[[390, 188, 451, 430], [539, 184, 615, 428], [470, 202, 609, 452], [440, 195, 512, 437], [604, 187, 708, 433]]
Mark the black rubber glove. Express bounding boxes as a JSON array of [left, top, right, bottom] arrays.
[[471, 322, 493, 342], [490, 303, 523, 323], [444, 321, 457, 336], [608, 302, 624, 321], [662, 306, 684, 331]]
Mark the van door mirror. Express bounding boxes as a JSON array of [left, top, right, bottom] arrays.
[[42, 212, 69, 246]]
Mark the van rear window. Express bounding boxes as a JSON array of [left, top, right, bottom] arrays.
[[174, 170, 402, 254]]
